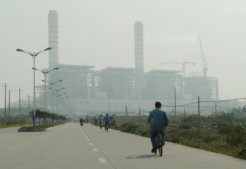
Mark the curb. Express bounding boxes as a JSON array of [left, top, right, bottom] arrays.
[[18, 123, 65, 132], [46, 124, 64, 131]]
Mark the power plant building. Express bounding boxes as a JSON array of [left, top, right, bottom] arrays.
[[44, 10, 219, 113], [134, 21, 144, 99], [48, 10, 59, 69], [134, 21, 144, 74], [99, 67, 135, 99], [144, 70, 182, 101], [184, 76, 219, 100]]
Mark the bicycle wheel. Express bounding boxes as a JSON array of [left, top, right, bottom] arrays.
[[157, 132, 163, 157], [159, 146, 163, 156], [105, 123, 109, 132]]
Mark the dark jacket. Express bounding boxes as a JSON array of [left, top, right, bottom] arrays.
[[80, 118, 84, 123], [104, 116, 110, 123], [148, 108, 168, 131]]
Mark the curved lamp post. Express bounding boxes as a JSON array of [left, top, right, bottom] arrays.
[[35, 67, 59, 110], [16, 47, 52, 127], [47, 80, 63, 112]]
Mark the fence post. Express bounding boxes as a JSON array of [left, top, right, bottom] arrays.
[[4, 83, 7, 124], [174, 87, 177, 123], [198, 96, 201, 132], [19, 88, 22, 123], [8, 90, 11, 121], [214, 102, 217, 115], [125, 105, 128, 117], [28, 96, 30, 114], [138, 107, 141, 122]]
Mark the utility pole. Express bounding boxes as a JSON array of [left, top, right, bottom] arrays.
[[198, 96, 201, 132], [8, 90, 11, 119], [28, 95, 30, 113], [4, 83, 7, 124], [138, 107, 141, 121], [18, 88, 22, 120], [54, 95, 57, 113], [214, 102, 217, 115], [51, 90, 54, 113], [125, 105, 128, 117], [44, 73, 47, 110], [174, 87, 177, 122], [33, 57, 36, 125]]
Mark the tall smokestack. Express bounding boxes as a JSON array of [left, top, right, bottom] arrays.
[[134, 21, 144, 99], [134, 21, 144, 74], [48, 10, 59, 68]]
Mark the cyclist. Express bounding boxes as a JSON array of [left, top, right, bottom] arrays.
[[80, 117, 84, 126], [104, 114, 110, 131], [98, 115, 103, 129], [148, 101, 168, 153], [94, 116, 98, 125]]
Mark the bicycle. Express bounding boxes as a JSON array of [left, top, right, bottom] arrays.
[[105, 122, 109, 132], [154, 131, 164, 156], [99, 121, 103, 129]]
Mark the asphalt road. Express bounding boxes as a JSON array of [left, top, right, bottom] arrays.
[[0, 123, 245, 169]]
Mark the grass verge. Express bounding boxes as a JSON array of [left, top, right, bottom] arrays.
[[111, 122, 246, 160]]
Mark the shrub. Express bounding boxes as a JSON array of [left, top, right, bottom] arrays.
[[237, 149, 246, 159], [179, 123, 192, 129], [120, 122, 139, 133]]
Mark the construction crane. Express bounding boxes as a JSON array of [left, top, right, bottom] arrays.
[[160, 61, 195, 76], [198, 38, 208, 77]]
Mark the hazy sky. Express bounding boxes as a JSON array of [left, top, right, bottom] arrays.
[[1, 0, 246, 106]]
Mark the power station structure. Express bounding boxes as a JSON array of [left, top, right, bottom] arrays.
[[45, 10, 219, 113], [134, 21, 144, 99], [48, 11, 59, 69]]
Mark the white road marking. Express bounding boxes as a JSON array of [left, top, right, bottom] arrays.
[[82, 128, 108, 165], [98, 158, 107, 163], [81, 129, 90, 141]]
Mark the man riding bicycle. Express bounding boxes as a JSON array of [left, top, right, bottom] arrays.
[[80, 117, 84, 126], [148, 101, 168, 153], [98, 115, 103, 129], [104, 114, 110, 130]]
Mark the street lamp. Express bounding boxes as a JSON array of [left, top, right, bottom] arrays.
[[57, 94, 63, 113], [54, 87, 66, 113], [48, 80, 63, 112], [35, 67, 59, 110], [16, 47, 52, 127]]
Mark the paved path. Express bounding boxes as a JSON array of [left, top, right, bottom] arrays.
[[0, 123, 245, 169]]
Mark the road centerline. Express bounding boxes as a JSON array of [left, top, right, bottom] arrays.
[[98, 157, 107, 163]]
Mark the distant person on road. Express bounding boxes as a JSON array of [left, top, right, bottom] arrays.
[[80, 117, 84, 126], [148, 101, 168, 153], [98, 115, 103, 129], [104, 114, 111, 130], [94, 116, 98, 125]]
